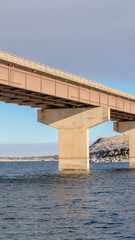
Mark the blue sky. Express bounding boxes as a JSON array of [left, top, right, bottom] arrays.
[[0, 0, 135, 155]]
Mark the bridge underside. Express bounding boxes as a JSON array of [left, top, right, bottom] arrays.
[[0, 84, 135, 122]]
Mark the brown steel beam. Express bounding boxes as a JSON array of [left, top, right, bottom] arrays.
[[0, 85, 89, 108], [0, 91, 66, 108]]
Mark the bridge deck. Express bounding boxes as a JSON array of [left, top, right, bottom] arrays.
[[0, 50, 135, 121]]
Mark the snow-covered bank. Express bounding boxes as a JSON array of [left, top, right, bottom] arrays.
[[89, 135, 129, 163]]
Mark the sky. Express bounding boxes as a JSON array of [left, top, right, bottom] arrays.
[[0, 0, 135, 156]]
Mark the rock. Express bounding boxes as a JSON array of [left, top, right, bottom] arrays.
[[89, 135, 129, 163]]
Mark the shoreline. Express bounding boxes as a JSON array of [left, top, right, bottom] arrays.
[[0, 157, 129, 163], [0, 155, 58, 162]]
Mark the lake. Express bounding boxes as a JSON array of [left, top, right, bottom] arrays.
[[0, 161, 135, 239]]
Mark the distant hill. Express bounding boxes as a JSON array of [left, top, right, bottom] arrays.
[[89, 135, 129, 162]]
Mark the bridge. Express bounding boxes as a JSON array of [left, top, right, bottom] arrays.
[[0, 50, 135, 170]]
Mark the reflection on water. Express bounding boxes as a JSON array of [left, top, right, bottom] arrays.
[[0, 161, 135, 239]]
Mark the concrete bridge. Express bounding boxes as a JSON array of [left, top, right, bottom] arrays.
[[0, 50, 135, 170]]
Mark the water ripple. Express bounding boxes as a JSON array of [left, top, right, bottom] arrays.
[[0, 161, 135, 239]]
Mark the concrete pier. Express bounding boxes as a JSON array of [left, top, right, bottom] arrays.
[[38, 107, 110, 170], [114, 121, 135, 167], [59, 128, 89, 170]]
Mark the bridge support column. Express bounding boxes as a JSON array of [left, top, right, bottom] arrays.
[[59, 128, 89, 170], [38, 107, 110, 171], [114, 121, 135, 167]]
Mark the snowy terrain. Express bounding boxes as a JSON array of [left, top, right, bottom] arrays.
[[89, 135, 129, 162]]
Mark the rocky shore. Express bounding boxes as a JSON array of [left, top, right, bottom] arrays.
[[89, 135, 129, 163]]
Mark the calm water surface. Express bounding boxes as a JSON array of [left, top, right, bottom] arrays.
[[0, 161, 135, 239]]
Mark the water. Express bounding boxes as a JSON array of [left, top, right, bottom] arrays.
[[0, 161, 135, 239]]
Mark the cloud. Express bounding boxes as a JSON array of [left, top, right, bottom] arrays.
[[0, 0, 135, 92]]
